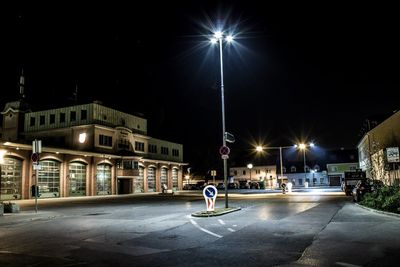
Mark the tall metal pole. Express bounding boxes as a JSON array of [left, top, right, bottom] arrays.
[[280, 147, 284, 186], [218, 37, 228, 208], [303, 149, 307, 185]]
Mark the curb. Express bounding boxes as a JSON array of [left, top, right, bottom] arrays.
[[191, 207, 241, 217], [355, 203, 400, 218]]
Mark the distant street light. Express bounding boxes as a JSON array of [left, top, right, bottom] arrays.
[[256, 145, 294, 187], [295, 142, 315, 186], [210, 29, 235, 208], [247, 163, 253, 181]]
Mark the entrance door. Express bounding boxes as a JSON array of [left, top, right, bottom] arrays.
[[117, 178, 132, 194], [329, 176, 341, 186]]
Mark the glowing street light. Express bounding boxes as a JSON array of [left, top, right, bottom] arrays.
[[247, 163, 253, 181], [256, 145, 294, 187], [295, 142, 315, 186], [210, 29, 235, 208]]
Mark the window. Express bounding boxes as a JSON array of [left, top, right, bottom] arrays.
[[291, 166, 296, 172], [70, 111, 76, 122], [161, 146, 169, 155], [234, 170, 237, 175], [242, 170, 246, 175], [81, 110, 87, 120], [30, 117, 36, 127], [40, 115, 45, 125], [50, 114, 55, 124], [60, 113, 66, 123], [99, 134, 112, 147], [148, 144, 157, 153], [172, 149, 179, 157], [135, 141, 145, 152], [123, 160, 139, 169]]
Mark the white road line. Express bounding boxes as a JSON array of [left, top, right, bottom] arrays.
[[336, 262, 362, 267], [218, 219, 225, 225], [190, 219, 223, 238], [227, 228, 236, 232]]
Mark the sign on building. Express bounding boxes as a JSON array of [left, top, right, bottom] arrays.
[[386, 147, 400, 163]]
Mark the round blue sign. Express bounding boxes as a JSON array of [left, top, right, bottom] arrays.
[[203, 185, 218, 198]]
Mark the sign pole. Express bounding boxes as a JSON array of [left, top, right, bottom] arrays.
[[35, 168, 38, 213]]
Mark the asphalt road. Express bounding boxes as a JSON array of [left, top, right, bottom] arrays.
[[1, 190, 400, 267]]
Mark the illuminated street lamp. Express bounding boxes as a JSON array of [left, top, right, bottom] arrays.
[[294, 142, 315, 186], [256, 145, 294, 187], [210, 29, 234, 208], [247, 163, 253, 181]]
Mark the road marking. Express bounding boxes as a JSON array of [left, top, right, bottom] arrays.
[[336, 262, 361, 267], [227, 228, 236, 232], [218, 219, 225, 225], [190, 219, 222, 238]]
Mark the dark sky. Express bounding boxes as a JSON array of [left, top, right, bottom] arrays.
[[2, 2, 399, 174]]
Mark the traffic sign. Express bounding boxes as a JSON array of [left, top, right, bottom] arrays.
[[219, 145, 230, 156], [31, 152, 40, 163], [221, 155, 229, 160], [203, 185, 218, 211]]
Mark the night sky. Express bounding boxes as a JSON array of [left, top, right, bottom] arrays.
[[2, 2, 399, 174]]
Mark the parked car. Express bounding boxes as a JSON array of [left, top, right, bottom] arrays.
[[227, 182, 238, 189], [239, 181, 249, 189], [216, 183, 225, 190]]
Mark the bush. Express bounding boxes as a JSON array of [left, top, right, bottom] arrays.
[[360, 185, 400, 214]]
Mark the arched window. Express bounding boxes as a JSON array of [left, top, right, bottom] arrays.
[[69, 162, 87, 196], [1, 157, 23, 200], [96, 163, 111, 195], [160, 167, 168, 188], [290, 166, 296, 172], [147, 167, 156, 192], [172, 168, 178, 190], [134, 166, 144, 193], [39, 160, 61, 198]]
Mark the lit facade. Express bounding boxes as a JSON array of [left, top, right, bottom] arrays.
[[0, 101, 186, 200], [358, 110, 400, 184]]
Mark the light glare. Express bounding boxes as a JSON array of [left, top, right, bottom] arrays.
[[214, 31, 223, 39], [226, 35, 234, 42]]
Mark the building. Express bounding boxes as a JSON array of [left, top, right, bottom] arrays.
[[229, 165, 277, 188], [0, 99, 186, 201], [358, 110, 400, 184], [229, 148, 359, 187]]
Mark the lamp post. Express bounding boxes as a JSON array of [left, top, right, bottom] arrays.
[[256, 145, 293, 188], [247, 163, 253, 181], [295, 143, 314, 186], [211, 30, 234, 208]]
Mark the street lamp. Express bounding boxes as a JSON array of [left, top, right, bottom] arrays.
[[247, 163, 253, 181], [295, 143, 314, 186], [256, 145, 294, 188], [210, 30, 234, 208]]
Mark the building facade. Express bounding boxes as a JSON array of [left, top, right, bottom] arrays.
[[0, 100, 186, 201], [358, 110, 400, 185]]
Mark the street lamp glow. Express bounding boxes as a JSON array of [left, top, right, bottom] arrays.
[[299, 143, 306, 150], [255, 144, 293, 187], [214, 31, 223, 39], [210, 38, 218, 44], [226, 35, 234, 42], [247, 163, 253, 169]]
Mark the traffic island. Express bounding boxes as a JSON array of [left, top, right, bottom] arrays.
[[191, 207, 241, 217]]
